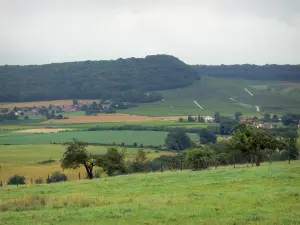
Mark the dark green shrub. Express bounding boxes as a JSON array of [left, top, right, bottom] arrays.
[[39, 159, 55, 164], [46, 171, 68, 183], [35, 177, 43, 184], [7, 175, 26, 185]]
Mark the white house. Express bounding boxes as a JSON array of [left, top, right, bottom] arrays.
[[203, 116, 214, 123]]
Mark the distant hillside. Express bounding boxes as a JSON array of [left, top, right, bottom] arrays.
[[193, 64, 300, 81], [0, 55, 199, 102]]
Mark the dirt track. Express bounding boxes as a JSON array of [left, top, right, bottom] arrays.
[[43, 114, 186, 124], [0, 100, 100, 108]]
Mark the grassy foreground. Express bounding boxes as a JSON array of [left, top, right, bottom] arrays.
[[1, 161, 299, 225]]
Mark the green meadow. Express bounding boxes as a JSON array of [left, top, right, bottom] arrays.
[[0, 130, 199, 145], [0, 161, 299, 225], [0, 144, 176, 183]]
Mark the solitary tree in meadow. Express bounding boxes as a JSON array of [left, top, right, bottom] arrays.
[[61, 139, 98, 179]]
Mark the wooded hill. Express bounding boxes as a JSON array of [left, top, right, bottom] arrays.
[[1, 54, 300, 103], [0, 55, 199, 102]]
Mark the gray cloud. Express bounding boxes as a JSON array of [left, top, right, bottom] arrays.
[[0, 0, 299, 65]]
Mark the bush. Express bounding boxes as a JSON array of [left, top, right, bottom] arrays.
[[185, 147, 215, 170], [46, 171, 68, 183], [39, 159, 55, 164], [35, 177, 43, 184], [7, 175, 26, 185]]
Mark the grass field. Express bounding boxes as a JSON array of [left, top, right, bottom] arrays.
[[0, 130, 199, 145], [0, 144, 176, 183], [119, 76, 300, 116], [0, 161, 299, 224]]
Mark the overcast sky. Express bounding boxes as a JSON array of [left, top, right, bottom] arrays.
[[1, 0, 300, 65]]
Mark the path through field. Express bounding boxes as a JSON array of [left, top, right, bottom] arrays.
[[244, 88, 254, 96], [193, 100, 204, 109]]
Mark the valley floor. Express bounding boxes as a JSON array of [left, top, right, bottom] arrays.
[[1, 161, 299, 225]]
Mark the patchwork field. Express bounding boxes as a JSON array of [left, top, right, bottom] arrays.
[[0, 130, 199, 145], [0, 144, 176, 184], [43, 114, 185, 124], [14, 129, 69, 133], [0, 99, 100, 108], [0, 161, 299, 225]]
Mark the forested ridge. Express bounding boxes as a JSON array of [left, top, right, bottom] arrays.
[[1, 54, 300, 103], [194, 64, 300, 81], [0, 55, 199, 102]]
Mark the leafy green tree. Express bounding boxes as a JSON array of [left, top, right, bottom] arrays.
[[97, 148, 126, 176], [214, 112, 221, 123], [188, 115, 195, 122], [61, 139, 98, 179], [280, 127, 299, 163], [227, 124, 284, 166], [220, 118, 237, 135], [131, 149, 148, 172], [7, 175, 26, 185], [46, 171, 68, 183], [234, 112, 242, 121], [165, 129, 192, 150], [263, 113, 271, 123], [73, 99, 78, 105], [272, 114, 279, 122], [281, 113, 300, 126], [185, 146, 215, 170], [199, 128, 217, 144]]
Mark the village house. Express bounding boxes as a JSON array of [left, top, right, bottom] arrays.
[[203, 116, 214, 123], [255, 123, 273, 129]]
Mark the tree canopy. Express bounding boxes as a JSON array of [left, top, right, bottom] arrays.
[[165, 128, 192, 150], [0, 55, 199, 102]]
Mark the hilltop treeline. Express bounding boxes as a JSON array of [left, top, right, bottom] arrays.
[[194, 64, 300, 81], [0, 55, 200, 102]]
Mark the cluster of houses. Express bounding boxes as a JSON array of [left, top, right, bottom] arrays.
[[239, 119, 274, 129], [185, 115, 277, 129], [12, 105, 80, 117]]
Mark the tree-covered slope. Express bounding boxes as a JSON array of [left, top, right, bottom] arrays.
[[0, 55, 199, 102]]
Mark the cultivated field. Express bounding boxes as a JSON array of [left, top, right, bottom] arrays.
[[43, 114, 186, 124], [0, 161, 299, 225], [14, 128, 68, 133], [0, 144, 176, 184], [0, 130, 199, 145], [0, 99, 100, 108]]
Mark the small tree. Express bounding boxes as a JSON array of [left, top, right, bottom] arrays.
[[214, 112, 221, 123], [186, 147, 215, 170], [188, 115, 195, 122], [35, 177, 43, 184], [199, 128, 217, 144], [61, 139, 98, 179], [165, 128, 192, 150], [272, 114, 279, 122], [73, 99, 78, 105], [263, 113, 271, 123], [7, 175, 26, 185], [97, 148, 126, 176], [132, 149, 148, 172], [234, 112, 242, 121], [46, 171, 68, 183]]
